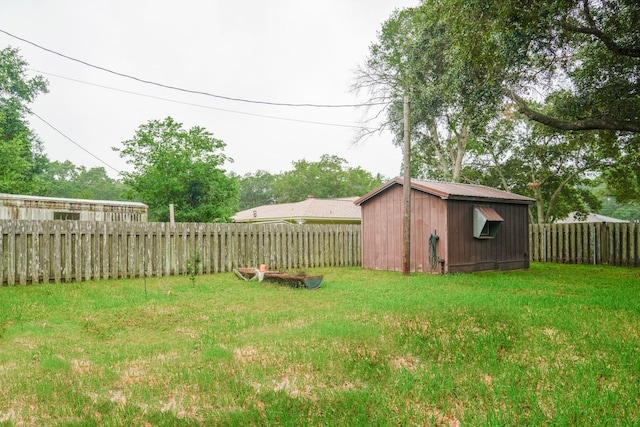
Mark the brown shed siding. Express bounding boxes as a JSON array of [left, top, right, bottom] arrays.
[[361, 185, 403, 271], [361, 186, 449, 272], [410, 191, 447, 273], [446, 200, 529, 273]]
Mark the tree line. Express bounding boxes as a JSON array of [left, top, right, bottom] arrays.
[[0, 46, 383, 221], [3, 0, 640, 228]]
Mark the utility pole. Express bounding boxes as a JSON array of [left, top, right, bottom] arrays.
[[402, 96, 411, 275]]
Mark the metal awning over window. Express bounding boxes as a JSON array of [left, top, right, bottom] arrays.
[[473, 206, 503, 239]]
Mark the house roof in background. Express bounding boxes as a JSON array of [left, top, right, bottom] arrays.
[[556, 212, 628, 223], [233, 196, 361, 224], [355, 178, 535, 205]]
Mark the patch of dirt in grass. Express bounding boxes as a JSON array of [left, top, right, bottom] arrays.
[[109, 389, 127, 406], [175, 326, 200, 339], [14, 337, 38, 350], [271, 373, 316, 400], [389, 355, 420, 371], [156, 351, 180, 362], [0, 361, 18, 373], [406, 406, 462, 427], [482, 374, 493, 390], [143, 304, 179, 317], [235, 344, 368, 401], [251, 364, 327, 400], [117, 359, 151, 386], [0, 405, 38, 426], [71, 358, 91, 374], [159, 387, 204, 422], [281, 318, 308, 329], [234, 346, 264, 365]]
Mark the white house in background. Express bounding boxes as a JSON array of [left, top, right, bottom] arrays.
[[557, 212, 628, 223], [233, 195, 361, 224], [0, 193, 148, 222]]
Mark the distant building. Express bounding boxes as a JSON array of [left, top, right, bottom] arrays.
[[0, 193, 148, 222], [233, 195, 361, 224], [556, 212, 628, 223]]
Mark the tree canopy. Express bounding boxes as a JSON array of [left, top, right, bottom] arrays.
[[235, 170, 278, 211], [271, 154, 385, 203], [41, 161, 126, 201], [236, 155, 385, 209], [433, 0, 640, 133], [431, 0, 640, 200], [469, 115, 603, 224], [114, 117, 238, 222], [355, 0, 640, 220], [0, 46, 49, 194], [354, 7, 486, 182]]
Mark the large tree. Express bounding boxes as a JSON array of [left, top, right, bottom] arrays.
[[430, 0, 640, 198], [114, 117, 238, 222], [433, 0, 639, 133], [0, 47, 49, 194], [358, 1, 639, 204], [271, 154, 384, 203], [354, 6, 497, 182]]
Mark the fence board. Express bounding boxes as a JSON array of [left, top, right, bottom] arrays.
[[613, 223, 620, 266], [527, 222, 639, 266], [16, 221, 26, 284], [52, 222, 61, 283], [629, 223, 640, 267], [621, 223, 628, 266], [41, 220, 50, 283]]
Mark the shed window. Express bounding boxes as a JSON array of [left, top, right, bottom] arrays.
[[54, 212, 80, 220], [473, 206, 503, 239]]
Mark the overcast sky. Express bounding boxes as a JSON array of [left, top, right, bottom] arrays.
[[1, 1, 418, 181]]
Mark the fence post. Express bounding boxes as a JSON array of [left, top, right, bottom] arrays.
[[632, 222, 639, 267], [542, 226, 547, 262], [592, 225, 596, 265]]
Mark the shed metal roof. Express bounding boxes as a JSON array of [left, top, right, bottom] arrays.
[[355, 178, 535, 205]]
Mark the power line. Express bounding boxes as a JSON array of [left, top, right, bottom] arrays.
[[1, 28, 385, 109], [31, 69, 377, 130], [30, 111, 122, 175]]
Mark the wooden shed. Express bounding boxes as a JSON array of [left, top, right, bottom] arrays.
[[354, 178, 535, 274], [0, 193, 148, 222]]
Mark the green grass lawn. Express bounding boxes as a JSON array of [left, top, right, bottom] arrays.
[[1, 263, 638, 426]]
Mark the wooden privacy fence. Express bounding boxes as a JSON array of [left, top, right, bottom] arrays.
[[2, 220, 638, 285], [0, 221, 361, 285], [530, 222, 640, 266]]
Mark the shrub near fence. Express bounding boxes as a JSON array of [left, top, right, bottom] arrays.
[[0, 221, 361, 285], [530, 222, 640, 266]]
